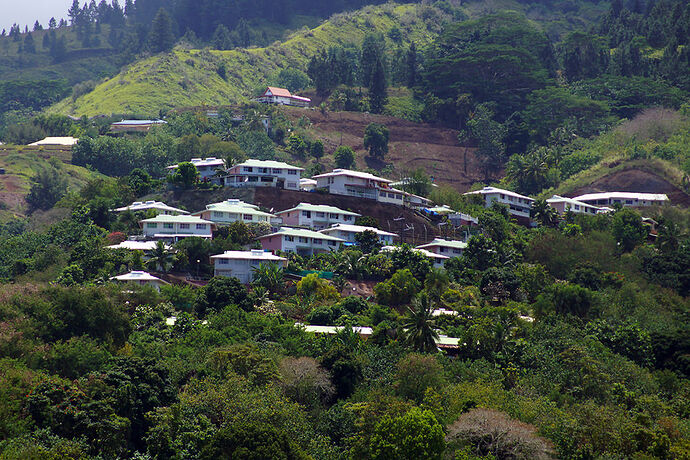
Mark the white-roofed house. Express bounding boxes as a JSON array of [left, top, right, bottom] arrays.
[[107, 240, 170, 252], [571, 192, 669, 207], [312, 169, 405, 206], [140, 214, 215, 242], [192, 199, 275, 226], [319, 224, 397, 245], [546, 195, 601, 215], [211, 249, 288, 284], [381, 245, 449, 268], [110, 271, 168, 291], [110, 119, 167, 133], [113, 200, 188, 215], [258, 227, 344, 256], [464, 186, 534, 222], [167, 157, 226, 183], [28, 137, 79, 146], [416, 238, 467, 258], [300, 178, 317, 191], [224, 159, 303, 190], [274, 203, 360, 230]]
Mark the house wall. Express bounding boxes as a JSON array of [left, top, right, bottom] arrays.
[[142, 221, 212, 238], [484, 193, 532, 218], [200, 210, 269, 225], [260, 235, 285, 253], [214, 258, 287, 284], [225, 165, 300, 190]]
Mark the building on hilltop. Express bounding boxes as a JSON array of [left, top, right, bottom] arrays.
[[140, 214, 215, 242], [223, 159, 303, 190], [464, 186, 534, 222], [255, 86, 311, 107], [570, 192, 669, 207], [211, 249, 287, 284], [257, 227, 344, 256], [166, 157, 226, 183], [192, 199, 275, 226], [113, 200, 188, 215], [313, 169, 406, 206], [274, 203, 360, 230]]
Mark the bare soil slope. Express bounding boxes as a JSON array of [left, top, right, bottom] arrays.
[[569, 167, 690, 207], [283, 107, 485, 192]]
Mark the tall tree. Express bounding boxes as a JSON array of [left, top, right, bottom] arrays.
[[148, 8, 175, 53], [401, 292, 439, 353], [406, 42, 417, 87], [363, 122, 389, 159], [369, 57, 387, 114], [467, 104, 507, 181]]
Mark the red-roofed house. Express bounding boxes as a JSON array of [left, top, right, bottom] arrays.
[[256, 87, 311, 107]]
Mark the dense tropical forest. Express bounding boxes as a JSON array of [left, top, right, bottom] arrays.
[[0, 0, 689, 458]]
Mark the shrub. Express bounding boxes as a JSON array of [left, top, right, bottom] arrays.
[[374, 269, 421, 306], [369, 407, 445, 460], [446, 408, 554, 459], [279, 357, 334, 410], [394, 354, 446, 403]]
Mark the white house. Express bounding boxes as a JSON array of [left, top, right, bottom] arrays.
[[224, 159, 303, 190], [110, 119, 167, 133], [274, 203, 360, 230], [192, 199, 275, 226], [258, 227, 344, 256], [319, 224, 397, 245], [546, 195, 601, 215], [29, 136, 79, 146], [381, 245, 449, 268], [571, 192, 669, 207], [464, 186, 534, 220], [113, 200, 188, 215], [416, 238, 467, 258], [110, 271, 168, 291], [140, 214, 215, 241], [211, 249, 288, 284], [107, 240, 170, 252], [405, 192, 433, 209], [300, 178, 317, 191], [167, 157, 226, 182], [313, 169, 405, 205], [255, 87, 311, 107]]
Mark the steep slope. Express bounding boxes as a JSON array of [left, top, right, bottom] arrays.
[[0, 145, 102, 221], [280, 106, 485, 191], [51, 4, 451, 117]]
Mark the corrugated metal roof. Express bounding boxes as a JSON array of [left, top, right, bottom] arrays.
[[276, 202, 360, 216]]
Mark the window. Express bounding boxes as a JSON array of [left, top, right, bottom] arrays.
[[343, 215, 352, 221], [218, 259, 229, 265], [248, 176, 258, 182], [213, 211, 224, 218], [287, 182, 297, 188], [313, 239, 322, 245], [626, 200, 633, 205], [243, 214, 253, 220], [574, 205, 580, 210], [146, 223, 157, 228], [328, 177, 334, 184], [163, 223, 174, 229], [260, 176, 274, 182], [196, 224, 207, 229], [302, 211, 311, 218], [288, 169, 297, 175], [329, 213, 339, 219], [259, 167, 269, 173], [272, 168, 282, 174], [439, 247, 447, 253], [243, 166, 253, 172], [285, 235, 294, 242], [180, 223, 190, 229], [453, 249, 462, 254], [328, 241, 336, 246], [298, 237, 308, 243], [500, 194, 505, 199], [316, 212, 325, 218]]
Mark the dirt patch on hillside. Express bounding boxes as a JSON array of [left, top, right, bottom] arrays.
[[282, 107, 485, 192], [254, 187, 439, 246], [569, 168, 690, 207]]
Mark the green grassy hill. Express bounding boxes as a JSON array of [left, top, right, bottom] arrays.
[[50, 3, 451, 117], [0, 145, 102, 221]]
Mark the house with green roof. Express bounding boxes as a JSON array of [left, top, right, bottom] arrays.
[[274, 203, 360, 230], [258, 227, 344, 256], [192, 199, 276, 226], [140, 214, 215, 241]]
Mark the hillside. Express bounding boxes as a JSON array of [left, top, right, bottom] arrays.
[[280, 106, 485, 191], [0, 145, 101, 221], [49, 4, 451, 117]]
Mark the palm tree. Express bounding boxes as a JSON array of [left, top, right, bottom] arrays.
[[335, 250, 367, 280], [400, 292, 439, 353], [424, 267, 449, 302], [147, 241, 174, 272], [531, 199, 559, 228], [252, 262, 284, 294], [657, 219, 687, 253]]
